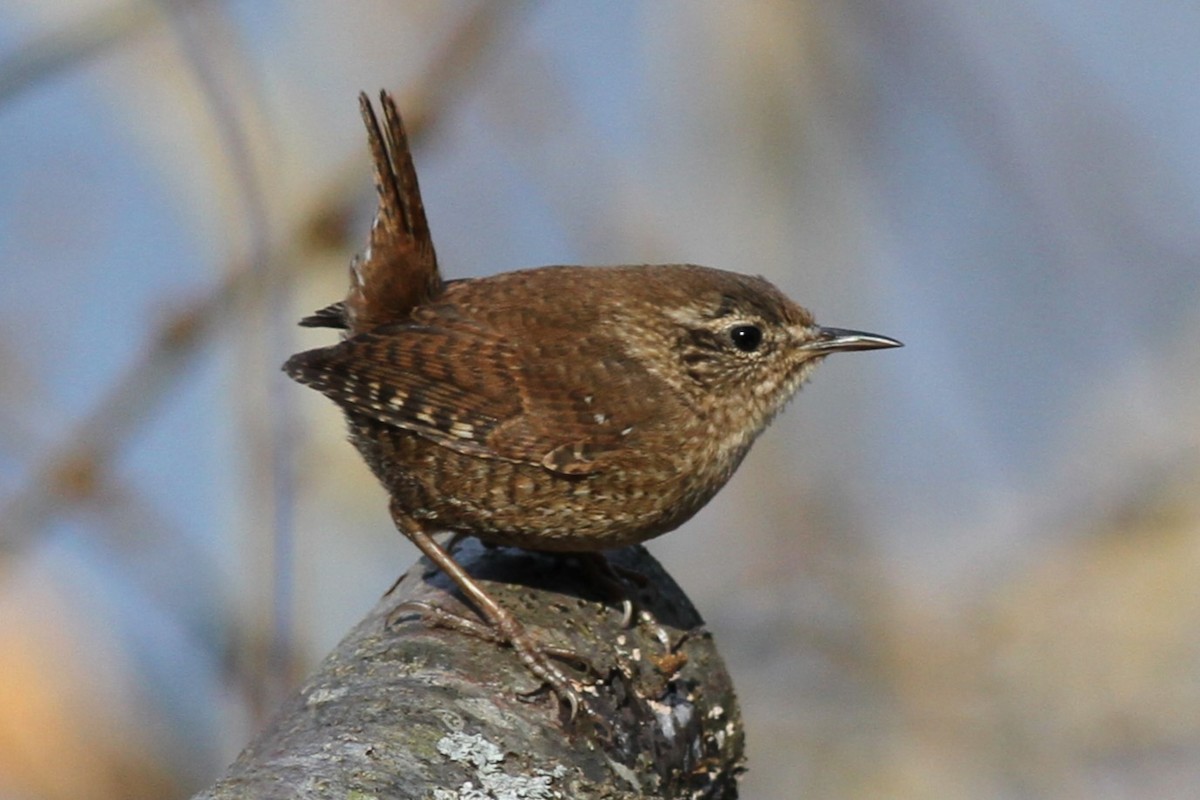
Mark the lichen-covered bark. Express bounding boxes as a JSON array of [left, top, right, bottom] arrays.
[[194, 542, 744, 799]]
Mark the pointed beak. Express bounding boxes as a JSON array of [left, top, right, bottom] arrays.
[[800, 326, 903, 354]]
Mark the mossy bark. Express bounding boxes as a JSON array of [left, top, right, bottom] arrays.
[[194, 542, 744, 799]]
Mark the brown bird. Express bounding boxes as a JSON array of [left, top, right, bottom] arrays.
[[285, 92, 901, 718]]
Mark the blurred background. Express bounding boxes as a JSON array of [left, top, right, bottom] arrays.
[[1, 1, 1198, 797]]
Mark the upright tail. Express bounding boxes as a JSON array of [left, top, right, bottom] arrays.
[[300, 91, 444, 334]]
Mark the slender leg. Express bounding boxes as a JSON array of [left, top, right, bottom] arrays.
[[388, 499, 589, 720], [383, 531, 465, 597]]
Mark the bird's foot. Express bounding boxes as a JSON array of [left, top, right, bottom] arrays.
[[576, 552, 655, 628], [389, 599, 602, 723]]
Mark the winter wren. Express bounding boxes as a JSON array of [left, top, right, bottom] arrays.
[[284, 92, 901, 717]]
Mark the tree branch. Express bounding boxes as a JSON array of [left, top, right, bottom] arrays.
[[194, 542, 744, 799]]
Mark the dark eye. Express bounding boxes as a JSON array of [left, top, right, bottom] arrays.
[[729, 324, 763, 352]]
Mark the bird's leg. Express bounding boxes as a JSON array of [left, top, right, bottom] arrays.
[[383, 531, 465, 597], [387, 499, 593, 720]]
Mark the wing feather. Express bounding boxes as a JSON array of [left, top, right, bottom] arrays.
[[284, 321, 639, 473]]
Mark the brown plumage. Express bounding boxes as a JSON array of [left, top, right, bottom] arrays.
[[284, 92, 901, 720], [299, 92, 441, 331]]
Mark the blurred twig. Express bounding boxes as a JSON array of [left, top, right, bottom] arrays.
[[1, 274, 239, 551], [0, 0, 202, 107], [0, 1, 535, 547], [158, 0, 294, 715], [301, 0, 537, 251]]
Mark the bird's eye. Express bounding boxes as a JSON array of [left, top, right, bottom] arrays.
[[729, 324, 763, 352]]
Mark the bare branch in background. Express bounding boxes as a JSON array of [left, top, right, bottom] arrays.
[[0, 1, 533, 554], [0, 0, 201, 107]]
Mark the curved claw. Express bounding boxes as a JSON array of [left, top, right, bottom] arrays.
[[616, 598, 635, 629], [388, 597, 602, 720], [577, 553, 646, 628], [517, 680, 585, 723]]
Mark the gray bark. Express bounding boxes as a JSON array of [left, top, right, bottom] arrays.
[[194, 542, 744, 799]]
